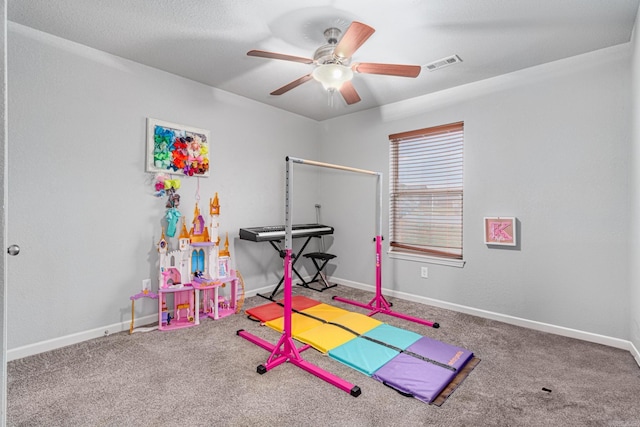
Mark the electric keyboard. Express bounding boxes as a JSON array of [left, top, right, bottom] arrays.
[[239, 223, 334, 242]]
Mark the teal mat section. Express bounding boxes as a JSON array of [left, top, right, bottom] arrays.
[[362, 324, 422, 350], [328, 324, 422, 376], [328, 336, 399, 376]]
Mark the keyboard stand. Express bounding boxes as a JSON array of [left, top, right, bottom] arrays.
[[257, 236, 314, 301]]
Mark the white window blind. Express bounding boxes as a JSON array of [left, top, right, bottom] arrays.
[[389, 122, 464, 259]]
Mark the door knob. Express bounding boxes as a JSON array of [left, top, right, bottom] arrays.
[[7, 244, 20, 256]]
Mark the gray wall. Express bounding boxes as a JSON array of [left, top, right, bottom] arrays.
[[7, 23, 320, 350], [319, 44, 631, 340], [5, 20, 639, 356], [631, 7, 640, 358]]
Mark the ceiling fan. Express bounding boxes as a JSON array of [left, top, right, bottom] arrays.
[[247, 21, 422, 105]]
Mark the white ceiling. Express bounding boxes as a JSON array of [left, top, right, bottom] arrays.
[[8, 0, 640, 121]]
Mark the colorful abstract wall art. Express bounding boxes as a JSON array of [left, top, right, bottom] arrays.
[[483, 217, 517, 246], [146, 118, 210, 177]]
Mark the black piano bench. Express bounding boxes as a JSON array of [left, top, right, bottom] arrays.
[[297, 252, 338, 292]]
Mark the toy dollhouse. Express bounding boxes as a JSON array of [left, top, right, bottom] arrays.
[[156, 193, 241, 331]]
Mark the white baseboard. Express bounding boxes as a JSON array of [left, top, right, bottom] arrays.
[[7, 279, 640, 368], [7, 314, 156, 362], [7, 283, 283, 362], [631, 341, 640, 367], [336, 278, 640, 367], [244, 284, 278, 299]]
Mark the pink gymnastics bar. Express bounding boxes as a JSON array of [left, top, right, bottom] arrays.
[[237, 157, 361, 397], [332, 235, 439, 329], [286, 159, 438, 328]]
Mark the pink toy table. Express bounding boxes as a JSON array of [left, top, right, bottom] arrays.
[[129, 290, 159, 334]]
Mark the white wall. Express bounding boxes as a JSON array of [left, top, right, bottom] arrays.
[[630, 6, 640, 360], [319, 44, 632, 340], [7, 23, 320, 351], [1, 0, 8, 419]]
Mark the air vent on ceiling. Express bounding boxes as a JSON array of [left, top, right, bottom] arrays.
[[424, 55, 463, 71]]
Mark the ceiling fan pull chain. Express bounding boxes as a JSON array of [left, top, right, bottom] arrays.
[[327, 89, 334, 108]]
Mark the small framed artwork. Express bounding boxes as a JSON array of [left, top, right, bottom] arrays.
[[484, 217, 517, 246], [146, 118, 210, 177]]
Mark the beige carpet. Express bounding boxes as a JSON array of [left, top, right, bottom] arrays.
[[7, 285, 640, 426]]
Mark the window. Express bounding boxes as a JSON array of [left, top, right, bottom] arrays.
[[389, 122, 464, 260], [191, 249, 205, 273]]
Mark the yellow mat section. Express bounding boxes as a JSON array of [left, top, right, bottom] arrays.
[[300, 303, 349, 321], [263, 303, 348, 335], [294, 312, 383, 353], [295, 324, 359, 353], [331, 312, 383, 335], [264, 313, 324, 335]]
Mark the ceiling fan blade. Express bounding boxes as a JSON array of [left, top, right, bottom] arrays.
[[247, 50, 314, 64], [270, 74, 314, 96], [333, 21, 375, 59], [352, 62, 422, 78], [339, 81, 361, 105]]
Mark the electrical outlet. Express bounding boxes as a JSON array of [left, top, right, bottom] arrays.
[[421, 267, 429, 278]]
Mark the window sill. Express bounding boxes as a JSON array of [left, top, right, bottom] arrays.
[[387, 250, 466, 268]]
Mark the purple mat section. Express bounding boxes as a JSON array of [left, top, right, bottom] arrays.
[[371, 336, 473, 403]]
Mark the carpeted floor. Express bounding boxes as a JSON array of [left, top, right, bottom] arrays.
[[7, 285, 640, 426]]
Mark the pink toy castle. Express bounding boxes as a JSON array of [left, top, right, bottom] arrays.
[[156, 193, 239, 331]]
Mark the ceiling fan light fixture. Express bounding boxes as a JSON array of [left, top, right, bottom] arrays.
[[312, 63, 353, 90], [248, 21, 419, 104]]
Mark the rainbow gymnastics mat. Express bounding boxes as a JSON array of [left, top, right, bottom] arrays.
[[246, 297, 479, 405]]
